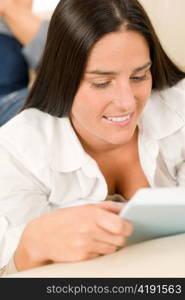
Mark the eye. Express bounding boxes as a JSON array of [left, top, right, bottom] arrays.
[[130, 75, 147, 81], [91, 81, 110, 89]]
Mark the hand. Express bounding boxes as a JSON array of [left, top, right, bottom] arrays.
[[0, 0, 32, 16], [1, 0, 42, 46], [2, 0, 32, 9], [14, 201, 133, 271], [16, 0, 32, 9]]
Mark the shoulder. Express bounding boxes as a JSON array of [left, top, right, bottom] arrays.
[[0, 109, 70, 170], [0, 108, 63, 143]]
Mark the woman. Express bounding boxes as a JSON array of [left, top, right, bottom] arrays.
[[0, 0, 185, 275]]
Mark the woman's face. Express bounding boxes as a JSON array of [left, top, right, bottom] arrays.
[[71, 30, 152, 151]]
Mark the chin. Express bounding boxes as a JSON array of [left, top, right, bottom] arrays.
[[106, 137, 131, 147], [113, 132, 134, 144]]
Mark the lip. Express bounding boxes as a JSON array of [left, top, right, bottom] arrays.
[[103, 112, 134, 126], [104, 113, 133, 118]]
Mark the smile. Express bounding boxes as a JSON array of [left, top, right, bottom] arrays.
[[102, 112, 134, 127], [105, 115, 131, 122]]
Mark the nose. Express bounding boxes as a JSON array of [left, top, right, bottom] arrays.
[[113, 82, 135, 111]]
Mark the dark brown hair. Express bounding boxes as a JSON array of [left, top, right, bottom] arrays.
[[23, 0, 185, 117]]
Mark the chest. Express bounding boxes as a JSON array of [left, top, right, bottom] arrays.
[[96, 147, 150, 200], [103, 160, 149, 200]]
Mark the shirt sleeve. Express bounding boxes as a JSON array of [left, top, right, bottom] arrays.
[[176, 162, 185, 186], [22, 20, 49, 70], [0, 255, 17, 277], [0, 145, 50, 269], [173, 127, 185, 186]]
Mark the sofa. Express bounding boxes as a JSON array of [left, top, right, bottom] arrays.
[[5, 233, 185, 278]]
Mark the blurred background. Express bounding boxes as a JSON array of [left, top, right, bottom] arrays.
[[140, 0, 185, 71], [32, 0, 59, 14]]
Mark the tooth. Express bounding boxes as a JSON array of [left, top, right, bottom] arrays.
[[107, 115, 130, 122]]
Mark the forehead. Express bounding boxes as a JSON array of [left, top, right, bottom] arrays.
[[86, 30, 150, 72]]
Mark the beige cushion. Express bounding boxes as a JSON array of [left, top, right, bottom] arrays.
[[140, 0, 185, 71], [5, 233, 185, 278]]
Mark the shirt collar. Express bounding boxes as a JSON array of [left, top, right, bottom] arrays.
[[51, 117, 102, 179], [138, 83, 185, 140], [51, 117, 88, 172]]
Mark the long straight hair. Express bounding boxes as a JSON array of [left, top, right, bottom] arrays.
[[22, 0, 185, 117]]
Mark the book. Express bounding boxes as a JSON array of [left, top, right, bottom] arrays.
[[119, 187, 185, 245]]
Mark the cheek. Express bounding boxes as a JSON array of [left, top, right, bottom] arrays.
[[72, 90, 88, 113], [72, 93, 96, 120], [138, 81, 152, 107], [73, 88, 106, 115]]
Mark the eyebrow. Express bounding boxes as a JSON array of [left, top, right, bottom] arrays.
[[86, 61, 152, 75]]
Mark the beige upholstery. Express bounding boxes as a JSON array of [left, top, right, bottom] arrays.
[[140, 0, 185, 71], [5, 233, 185, 277]]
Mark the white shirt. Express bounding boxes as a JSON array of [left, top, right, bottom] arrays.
[[0, 78, 185, 269]]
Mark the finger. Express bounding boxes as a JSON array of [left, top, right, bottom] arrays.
[[91, 240, 118, 255], [123, 220, 133, 237], [88, 253, 100, 259], [96, 208, 133, 236], [93, 226, 126, 247], [98, 200, 125, 214]]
